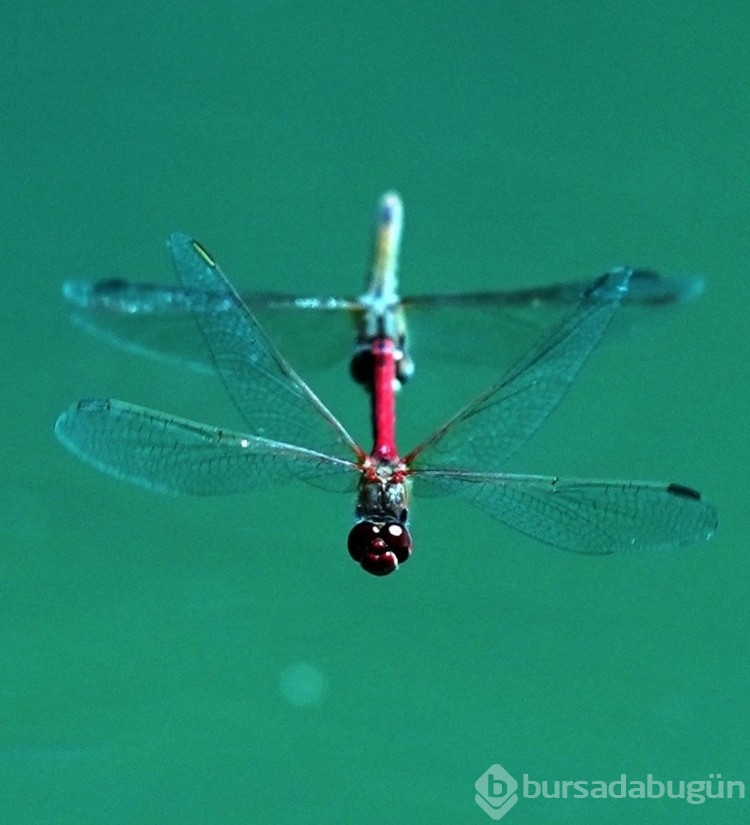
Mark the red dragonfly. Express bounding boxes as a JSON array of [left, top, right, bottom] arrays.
[[55, 217, 717, 575]]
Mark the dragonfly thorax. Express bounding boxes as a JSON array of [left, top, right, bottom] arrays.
[[357, 461, 409, 517]]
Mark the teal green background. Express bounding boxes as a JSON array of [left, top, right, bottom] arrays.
[[2, 2, 748, 823]]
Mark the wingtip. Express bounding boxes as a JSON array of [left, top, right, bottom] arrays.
[[166, 231, 191, 250]]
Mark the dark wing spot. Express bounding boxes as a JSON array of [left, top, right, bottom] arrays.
[[667, 483, 702, 501]]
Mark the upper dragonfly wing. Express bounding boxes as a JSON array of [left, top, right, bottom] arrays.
[[406, 269, 632, 470], [403, 268, 703, 312], [62, 269, 703, 380], [415, 469, 718, 553], [54, 398, 358, 495], [167, 234, 362, 460], [63, 278, 361, 375], [401, 269, 704, 373]]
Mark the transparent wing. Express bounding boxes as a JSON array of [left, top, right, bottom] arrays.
[[62, 269, 703, 378], [415, 470, 718, 553], [54, 399, 358, 495], [401, 269, 704, 372], [406, 269, 632, 470], [166, 234, 362, 460], [405, 268, 703, 310], [63, 279, 361, 375]]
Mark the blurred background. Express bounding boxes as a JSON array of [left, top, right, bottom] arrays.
[[1, 2, 747, 822]]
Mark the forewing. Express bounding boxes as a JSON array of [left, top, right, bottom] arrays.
[[55, 398, 358, 495], [416, 470, 718, 553]]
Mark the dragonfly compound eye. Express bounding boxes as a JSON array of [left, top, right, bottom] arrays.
[[349, 349, 375, 387], [396, 351, 415, 385], [347, 520, 412, 576]]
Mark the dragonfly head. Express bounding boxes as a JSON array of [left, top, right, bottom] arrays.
[[347, 519, 412, 576], [350, 342, 414, 391]]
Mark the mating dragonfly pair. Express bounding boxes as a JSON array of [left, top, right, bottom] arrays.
[[55, 193, 717, 575]]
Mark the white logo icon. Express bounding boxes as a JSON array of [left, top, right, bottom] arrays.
[[475, 764, 519, 819]]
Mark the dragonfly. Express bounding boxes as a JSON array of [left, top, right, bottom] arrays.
[[61, 193, 706, 396], [55, 229, 718, 575]]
